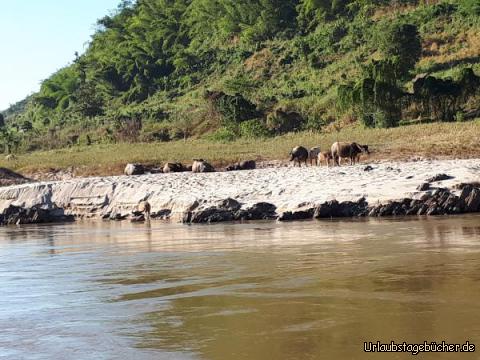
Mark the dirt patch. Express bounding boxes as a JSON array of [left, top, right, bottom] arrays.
[[0, 168, 31, 187]]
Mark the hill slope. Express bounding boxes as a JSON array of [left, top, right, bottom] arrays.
[[1, 0, 479, 153]]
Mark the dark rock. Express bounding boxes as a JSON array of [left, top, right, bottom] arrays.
[[314, 200, 339, 218], [0, 205, 73, 225], [417, 205, 428, 215], [426, 205, 440, 216], [426, 173, 453, 183], [187, 198, 241, 223], [364, 165, 374, 172], [109, 211, 127, 221], [417, 182, 430, 191], [442, 194, 461, 212], [235, 202, 277, 220], [131, 214, 145, 222], [392, 204, 407, 216], [376, 201, 403, 217], [314, 198, 369, 218], [368, 206, 380, 217], [151, 209, 172, 220], [278, 208, 314, 221], [405, 203, 421, 215], [459, 185, 474, 201], [464, 187, 480, 212], [454, 182, 480, 190]]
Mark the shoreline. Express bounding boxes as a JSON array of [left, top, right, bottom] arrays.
[[0, 158, 479, 225]]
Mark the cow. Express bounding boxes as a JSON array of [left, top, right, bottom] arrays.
[[331, 142, 369, 166], [354, 145, 370, 164], [289, 146, 309, 167], [163, 162, 185, 173], [308, 147, 321, 166], [317, 151, 333, 167], [226, 160, 256, 171], [192, 159, 215, 173]]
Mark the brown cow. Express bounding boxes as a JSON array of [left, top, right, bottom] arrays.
[[308, 147, 321, 166], [331, 142, 369, 166], [317, 151, 333, 167]]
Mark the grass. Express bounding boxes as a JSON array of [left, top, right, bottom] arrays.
[[2, 119, 480, 177]]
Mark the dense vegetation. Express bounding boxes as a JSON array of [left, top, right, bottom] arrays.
[[1, 0, 479, 154]]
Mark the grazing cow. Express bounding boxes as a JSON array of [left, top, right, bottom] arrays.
[[317, 151, 333, 167], [163, 162, 185, 173], [226, 160, 256, 171], [354, 145, 370, 164], [308, 147, 321, 166], [192, 159, 215, 173], [289, 146, 309, 167], [331, 142, 369, 166]]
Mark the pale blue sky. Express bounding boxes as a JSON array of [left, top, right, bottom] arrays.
[[0, 0, 121, 111]]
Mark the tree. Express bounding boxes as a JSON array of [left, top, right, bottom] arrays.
[[73, 82, 105, 117], [377, 22, 421, 79], [0, 113, 4, 128], [36, 66, 80, 110], [338, 59, 403, 128], [0, 128, 20, 154]]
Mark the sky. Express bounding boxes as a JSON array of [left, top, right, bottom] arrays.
[[0, 0, 121, 111]]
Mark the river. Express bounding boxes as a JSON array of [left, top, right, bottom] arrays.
[[1, 216, 480, 359]]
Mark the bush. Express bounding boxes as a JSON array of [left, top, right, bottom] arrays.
[[206, 127, 237, 142], [302, 116, 325, 132], [266, 109, 305, 134], [205, 91, 260, 124], [455, 111, 466, 122], [373, 110, 399, 128], [239, 119, 271, 139], [458, 0, 480, 16]]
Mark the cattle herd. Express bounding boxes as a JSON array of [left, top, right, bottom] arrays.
[[290, 141, 370, 167], [124, 141, 370, 176]]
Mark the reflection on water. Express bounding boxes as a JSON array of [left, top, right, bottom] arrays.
[[1, 216, 480, 359]]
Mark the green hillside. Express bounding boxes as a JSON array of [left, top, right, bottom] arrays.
[[1, 0, 479, 154]]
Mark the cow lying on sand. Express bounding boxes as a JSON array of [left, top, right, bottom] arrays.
[[163, 162, 185, 173], [192, 159, 215, 173], [331, 142, 370, 166], [226, 160, 256, 171]]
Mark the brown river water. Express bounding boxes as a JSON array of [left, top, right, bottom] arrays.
[[1, 216, 480, 360]]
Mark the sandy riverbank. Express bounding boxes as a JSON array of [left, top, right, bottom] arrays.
[[0, 158, 479, 224]]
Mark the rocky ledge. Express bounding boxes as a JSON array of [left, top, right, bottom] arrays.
[[0, 159, 478, 225]]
